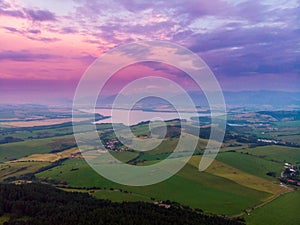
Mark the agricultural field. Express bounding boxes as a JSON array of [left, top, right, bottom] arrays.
[[216, 152, 282, 181], [236, 145, 300, 164], [266, 120, 300, 145], [0, 109, 299, 222], [15, 147, 79, 163], [36, 156, 284, 215], [110, 150, 139, 163], [60, 188, 152, 203], [0, 122, 95, 144], [246, 191, 300, 225], [0, 135, 76, 162], [199, 159, 285, 196], [0, 161, 50, 181]]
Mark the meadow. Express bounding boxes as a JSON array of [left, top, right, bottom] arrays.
[[0, 135, 76, 162], [236, 145, 300, 164], [0, 161, 50, 181], [36, 156, 277, 215], [60, 188, 152, 203], [246, 191, 300, 225], [216, 152, 282, 181]]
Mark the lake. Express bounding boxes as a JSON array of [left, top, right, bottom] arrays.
[[93, 108, 211, 126]]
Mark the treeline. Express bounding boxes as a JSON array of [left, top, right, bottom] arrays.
[[0, 183, 245, 225], [258, 110, 300, 121], [0, 136, 24, 144]]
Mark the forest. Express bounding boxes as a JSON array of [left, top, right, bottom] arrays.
[[0, 183, 245, 225]]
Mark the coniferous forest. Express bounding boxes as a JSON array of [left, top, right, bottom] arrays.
[[0, 183, 245, 225]]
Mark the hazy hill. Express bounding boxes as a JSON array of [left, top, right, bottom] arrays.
[[97, 91, 300, 109]]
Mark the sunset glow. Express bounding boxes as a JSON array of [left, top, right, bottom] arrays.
[[0, 0, 299, 104]]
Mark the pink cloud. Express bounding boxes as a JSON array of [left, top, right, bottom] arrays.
[[0, 0, 299, 105]]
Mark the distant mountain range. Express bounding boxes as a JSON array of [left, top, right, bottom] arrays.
[[223, 91, 300, 107], [96, 91, 300, 110], [11, 91, 297, 110]]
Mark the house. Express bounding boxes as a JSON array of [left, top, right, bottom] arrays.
[[287, 179, 296, 184]]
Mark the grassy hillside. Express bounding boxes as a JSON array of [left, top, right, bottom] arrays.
[[190, 156, 286, 196], [237, 145, 300, 164], [0, 161, 50, 181], [36, 157, 272, 215], [246, 191, 300, 225], [216, 152, 282, 181], [60, 188, 152, 203], [0, 135, 76, 162]]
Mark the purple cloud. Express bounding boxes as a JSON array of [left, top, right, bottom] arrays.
[[0, 1, 56, 22], [193, 25, 300, 79], [116, 0, 155, 12], [0, 50, 59, 62], [61, 27, 78, 34], [2, 26, 22, 34], [1, 26, 59, 43], [28, 29, 41, 34], [175, 0, 231, 20], [0, 0, 299, 95], [73, 53, 97, 63], [26, 36, 60, 42], [2, 26, 41, 35], [71, 0, 299, 90], [115, 0, 230, 18], [230, 0, 268, 22], [0, 8, 24, 17], [25, 9, 56, 21]]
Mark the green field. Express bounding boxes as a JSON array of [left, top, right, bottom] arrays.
[[110, 151, 139, 163], [272, 120, 300, 128], [0, 135, 75, 162], [266, 120, 300, 144], [134, 152, 171, 162], [61, 188, 152, 202], [1, 111, 299, 222], [216, 152, 282, 181], [237, 145, 300, 164], [0, 125, 73, 140], [0, 161, 50, 181], [0, 122, 94, 145], [92, 189, 152, 202], [36, 157, 272, 215], [246, 191, 300, 225]]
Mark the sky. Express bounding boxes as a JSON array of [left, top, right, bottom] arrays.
[[0, 0, 299, 104]]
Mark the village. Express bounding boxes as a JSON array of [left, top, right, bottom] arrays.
[[103, 137, 130, 152], [280, 162, 300, 186]]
